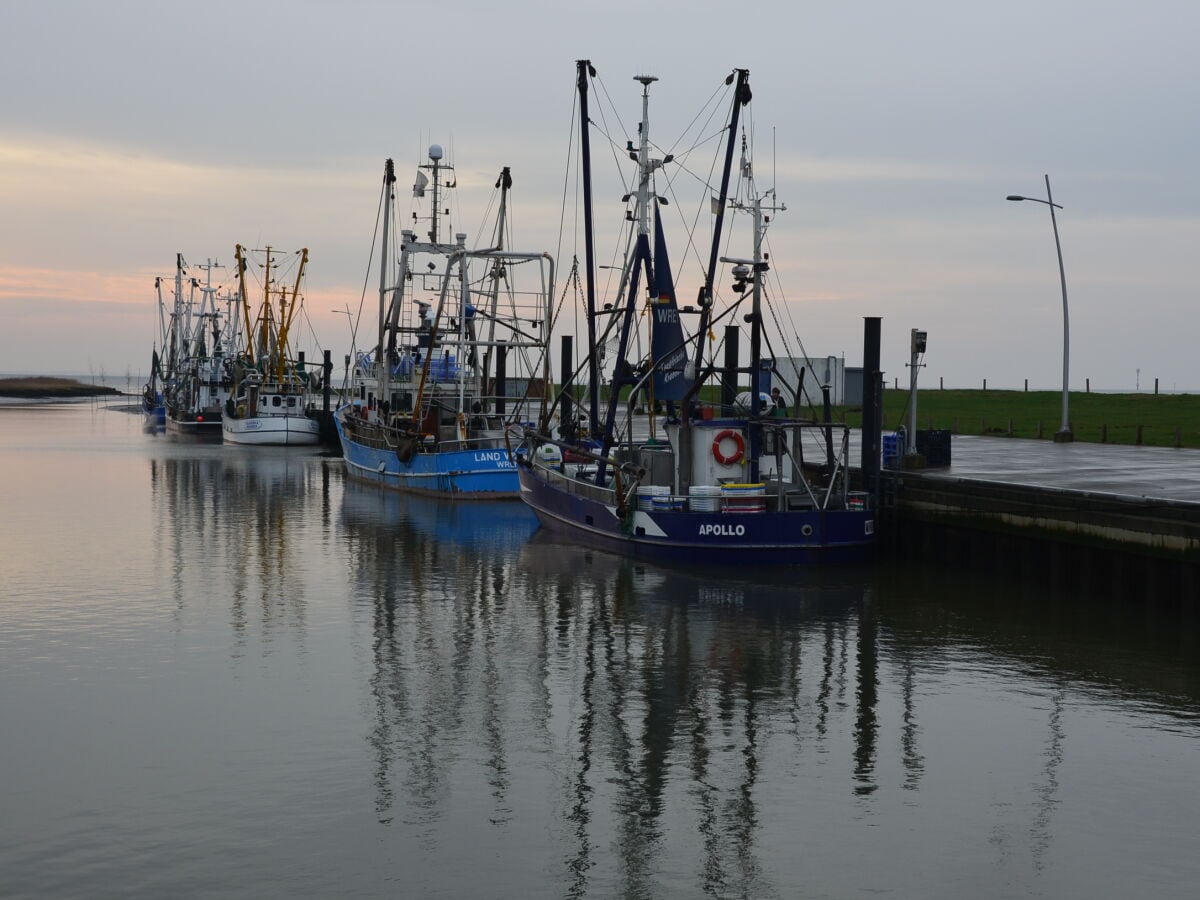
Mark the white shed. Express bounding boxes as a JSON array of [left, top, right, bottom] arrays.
[[770, 355, 845, 408]]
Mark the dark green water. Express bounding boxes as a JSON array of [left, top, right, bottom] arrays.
[[1, 402, 1197, 898]]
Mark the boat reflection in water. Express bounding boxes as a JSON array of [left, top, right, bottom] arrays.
[[127, 433, 1199, 897], [149, 447, 333, 644], [341, 494, 887, 896]]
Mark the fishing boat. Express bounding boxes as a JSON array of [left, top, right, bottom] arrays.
[[512, 63, 875, 565], [162, 256, 234, 438], [222, 245, 321, 446], [141, 351, 166, 430], [334, 150, 555, 497], [140, 268, 171, 429]]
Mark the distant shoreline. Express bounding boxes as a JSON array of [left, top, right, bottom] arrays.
[[0, 376, 122, 398]]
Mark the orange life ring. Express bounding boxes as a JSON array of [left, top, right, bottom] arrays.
[[712, 429, 745, 465]]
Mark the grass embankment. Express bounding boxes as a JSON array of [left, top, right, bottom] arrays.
[[0, 377, 120, 398], [839, 388, 1200, 449]]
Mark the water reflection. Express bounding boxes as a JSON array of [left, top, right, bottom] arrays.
[[7, 404, 1200, 897], [516, 542, 881, 898], [149, 448, 331, 651], [338, 488, 884, 895], [338, 482, 539, 829], [872, 560, 1200, 721]]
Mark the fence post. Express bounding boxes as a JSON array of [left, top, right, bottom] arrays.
[[1136, 424, 1144, 445], [1037, 421, 1043, 439], [983, 378, 987, 390], [1155, 378, 1159, 395], [1176, 427, 1182, 449], [1101, 424, 1107, 443], [1024, 378, 1028, 392]]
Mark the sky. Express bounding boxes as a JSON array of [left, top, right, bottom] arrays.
[[2, 0, 1198, 392]]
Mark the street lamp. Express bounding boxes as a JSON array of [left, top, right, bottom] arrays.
[[1007, 174, 1072, 442]]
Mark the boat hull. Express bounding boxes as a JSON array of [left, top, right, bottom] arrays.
[[335, 411, 518, 498], [165, 414, 222, 438], [517, 464, 874, 565], [223, 415, 321, 446]]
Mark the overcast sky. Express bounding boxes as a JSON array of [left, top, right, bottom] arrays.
[[2, 0, 1197, 391]]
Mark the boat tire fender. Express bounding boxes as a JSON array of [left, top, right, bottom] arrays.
[[712, 429, 745, 466]]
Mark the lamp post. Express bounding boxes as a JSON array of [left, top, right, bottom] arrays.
[[1007, 175, 1072, 441]]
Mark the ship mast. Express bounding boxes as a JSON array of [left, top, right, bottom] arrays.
[[576, 60, 601, 435], [595, 74, 659, 486], [376, 159, 395, 415], [275, 248, 307, 380], [685, 68, 750, 410], [173, 253, 185, 367], [718, 132, 784, 484], [235, 244, 253, 364], [481, 167, 511, 410]]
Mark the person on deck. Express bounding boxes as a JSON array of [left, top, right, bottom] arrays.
[[770, 386, 788, 417]]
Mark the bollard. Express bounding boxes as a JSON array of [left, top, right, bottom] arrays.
[[1101, 424, 1107, 443], [1037, 421, 1043, 439], [940, 376, 944, 390], [1176, 427, 1182, 449], [1155, 378, 1159, 395], [1086, 378, 1090, 393], [1008, 418, 1014, 436], [983, 378, 987, 390], [1137, 424, 1144, 445], [1024, 378, 1028, 392]]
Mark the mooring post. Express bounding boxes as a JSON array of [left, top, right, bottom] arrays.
[[861, 317, 882, 495], [721, 325, 739, 415], [559, 335, 573, 433], [496, 342, 508, 418], [322, 350, 332, 413]]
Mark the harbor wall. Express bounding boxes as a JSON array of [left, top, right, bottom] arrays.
[[878, 471, 1200, 599]]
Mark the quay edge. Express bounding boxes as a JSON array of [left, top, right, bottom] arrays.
[[877, 470, 1200, 597]]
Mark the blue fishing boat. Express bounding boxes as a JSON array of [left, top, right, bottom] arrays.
[[335, 152, 555, 497], [514, 63, 875, 564]]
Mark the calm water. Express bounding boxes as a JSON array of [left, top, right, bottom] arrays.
[[1, 401, 1198, 899]]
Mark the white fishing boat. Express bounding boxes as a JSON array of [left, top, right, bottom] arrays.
[[222, 246, 320, 446]]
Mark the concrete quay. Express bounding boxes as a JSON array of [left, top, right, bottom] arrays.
[[878, 435, 1200, 593]]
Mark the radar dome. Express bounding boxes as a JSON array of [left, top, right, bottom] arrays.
[[428, 144, 444, 161]]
